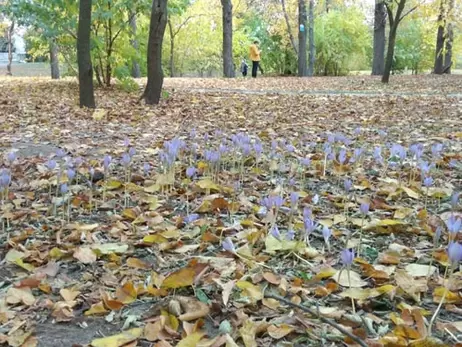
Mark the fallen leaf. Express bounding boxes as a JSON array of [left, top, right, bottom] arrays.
[[161, 267, 196, 289], [267, 324, 294, 339], [332, 269, 368, 288], [90, 327, 143, 347], [73, 247, 97, 264]]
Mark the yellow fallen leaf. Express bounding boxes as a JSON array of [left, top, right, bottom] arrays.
[[161, 267, 195, 289], [60, 288, 80, 302], [332, 269, 368, 288], [104, 179, 122, 190], [85, 301, 108, 316], [236, 281, 263, 303], [408, 337, 448, 347], [177, 332, 205, 347], [90, 327, 143, 347], [267, 324, 294, 339], [115, 282, 137, 304], [92, 108, 107, 121], [239, 320, 257, 347], [6, 287, 35, 306], [401, 187, 420, 199], [340, 284, 395, 300], [143, 234, 168, 244], [126, 257, 151, 269]]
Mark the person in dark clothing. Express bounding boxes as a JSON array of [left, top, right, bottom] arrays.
[[240, 58, 248, 77]]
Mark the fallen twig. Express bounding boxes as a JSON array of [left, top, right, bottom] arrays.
[[265, 292, 368, 347]]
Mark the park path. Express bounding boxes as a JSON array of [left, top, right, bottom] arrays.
[[171, 87, 462, 98]]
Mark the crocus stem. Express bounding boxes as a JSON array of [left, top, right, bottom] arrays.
[[425, 187, 429, 210], [357, 217, 365, 258], [428, 266, 453, 336], [323, 154, 327, 177], [347, 267, 356, 313]]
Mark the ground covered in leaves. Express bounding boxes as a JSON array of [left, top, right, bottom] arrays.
[[0, 75, 462, 347]]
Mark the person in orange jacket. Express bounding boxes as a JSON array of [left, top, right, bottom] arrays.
[[249, 40, 261, 78]]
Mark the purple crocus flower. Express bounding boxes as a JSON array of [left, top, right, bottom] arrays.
[[184, 213, 199, 224], [270, 225, 281, 240], [341, 249, 355, 266], [74, 157, 83, 167], [423, 176, 433, 188], [373, 146, 383, 164], [286, 229, 295, 241], [7, 151, 16, 163], [46, 160, 57, 170], [303, 207, 312, 221], [103, 155, 112, 170], [344, 178, 352, 193], [431, 143, 443, 159], [338, 149, 347, 165], [390, 144, 406, 162], [0, 170, 11, 188], [360, 202, 370, 215], [322, 225, 331, 243], [67, 168, 76, 180], [222, 237, 236, 253], [121, 153, 131, 167], [354, 127, 361, 136], [143, 163, 151, 176], [448, 242, 462, 265], [304, 217, 317, 236], [60, 183, 68, 194], [301, 158, 311, 167], [434, 226, 442, 244], [378, 130, 387, 138], [290, 192, 299, 209], [447, 216, 462, 235], [128, 147, 136, 157], [186, 166, 196, 178], [56, 149, 66, 158], [451, 192, 460, 209], [272, 196, 284, 208]]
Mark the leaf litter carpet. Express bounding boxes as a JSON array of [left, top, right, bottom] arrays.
[[0, 75, 462, 347]]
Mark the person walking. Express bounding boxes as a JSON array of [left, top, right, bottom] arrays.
[[240, 58, 248, 77], [249, 40, 261, 78]]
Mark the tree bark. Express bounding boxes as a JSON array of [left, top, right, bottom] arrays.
[[168, 19, 175, 77], [6, 21, 14, 76], [77, 0, 96, 108], [221, 0, 234, 78], [443, 22, 453, 73], [281, 0, 298, 55], [382, 0, 406, 84], [298, 0, 307, 77], [308, 0, 314, 76], [49, 39, 60, 79], [433, 0, 445, 74], [144, 0, 168, 105], [129, 11, 141, 78], [372, 0, 386, 75]]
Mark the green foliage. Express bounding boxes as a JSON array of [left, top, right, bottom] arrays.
[[314, 8, 371, 76], [394, 19, 437, 74]]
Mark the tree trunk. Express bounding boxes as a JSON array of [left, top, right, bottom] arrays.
[[325, 0, 330, 13], [144, 0, 168, 105], [433, 0, 445, 74], [308, 0, 314, 76], [49, 39, 60, 79], [372, 0, 386, 75], [168, 19, 175, 77], [298, 0, 307, 77], [382, 0, 406, 84], [221, 0, 234, 78], [443, 22, 453, 73], [281, 0, 298, 55], [6, 21, 14, 76], [77, 0, 96, 108], [130, 11, 141, 78]]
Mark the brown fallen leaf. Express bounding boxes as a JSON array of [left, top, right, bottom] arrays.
[[73, 247, 97, 264], [176, 296, 210, 321]]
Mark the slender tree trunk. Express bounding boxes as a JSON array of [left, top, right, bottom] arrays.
[[325, 0, 330, 13], [77, 0, 96, 108], [168, 19, 175, 78], [49, 39, 60, 79], [308, 0, 314, 76], [144, 0, 168, 105], [372, 0, 386, 75], [298, 0, 307, 77], [104, 1, 113, 86], [281, 0, 298, 55], [221, 0, 234, 78], [6, 21, 14, 76], [130, 11, 141, 78], [382, 0, 406, 84], [433, 0, 445, 74], [443, 22, 453, 73]]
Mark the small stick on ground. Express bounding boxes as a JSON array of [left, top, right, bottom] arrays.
[[265, 292, 368, 347]]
